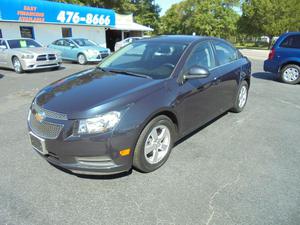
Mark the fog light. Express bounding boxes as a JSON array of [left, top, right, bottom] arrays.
[[120, 148, 130, 156]]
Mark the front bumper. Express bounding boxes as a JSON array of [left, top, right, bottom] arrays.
[[21, 58, 62, 71], [27, 109, 134, 175], [86, 53, 110, 62]]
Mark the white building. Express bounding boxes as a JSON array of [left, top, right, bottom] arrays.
[[0, 0, 152, 50]]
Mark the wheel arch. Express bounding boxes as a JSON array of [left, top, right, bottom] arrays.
[[279, 61, 300, 72], [244, 76, 251, 88], [77, 52, 86, 58], [141, 109, 180, 140], [11, 55, 19, 63]]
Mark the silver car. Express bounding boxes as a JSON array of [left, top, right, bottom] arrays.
[[0, 38, 62, 73]]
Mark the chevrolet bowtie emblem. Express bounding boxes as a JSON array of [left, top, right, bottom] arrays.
[[34, 110, 46, 123]]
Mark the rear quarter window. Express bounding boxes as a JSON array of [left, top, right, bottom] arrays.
[[280, 35, 300, 49]]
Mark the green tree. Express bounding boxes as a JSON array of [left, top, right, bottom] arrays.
[[134, 0, 161, 32], [159, 0, 239, 40], [238, 0, 300, 48]]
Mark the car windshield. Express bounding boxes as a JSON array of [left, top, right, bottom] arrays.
[[73, 39, 96, 47], [99, 41, 187, 79], [7, 39, 42, 49]]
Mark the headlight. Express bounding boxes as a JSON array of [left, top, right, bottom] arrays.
[[21, 54, 34, 59], [86, 49, 98, 55], [78, 111, 121, 134]]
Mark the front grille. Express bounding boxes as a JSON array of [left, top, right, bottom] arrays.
[[100, 51, 109, 59], [32, 103, 67, 120], [37, 55, 47, 61], [48, 54, 56, 60], [29, 112, 63, 139], [36, 54, 56, 61]]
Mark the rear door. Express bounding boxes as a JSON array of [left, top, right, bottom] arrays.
[[211, 40, 241, 111]]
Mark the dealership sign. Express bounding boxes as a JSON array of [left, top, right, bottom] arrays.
[[0, 0, 115, 26]]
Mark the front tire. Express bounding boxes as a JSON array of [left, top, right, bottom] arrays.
[[12, 57, 23, 74], [231, 80, 249, 113], [77, 53, 87, 65], [280, 64, 300, 84], [133, 115, 176, 173]]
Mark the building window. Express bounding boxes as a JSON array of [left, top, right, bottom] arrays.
[[62, 28, 72, 38], [20, 26, 35, 39], [0, 29, 2, 38]]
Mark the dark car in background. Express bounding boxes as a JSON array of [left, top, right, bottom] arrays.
[[28, 35, 251, 175], [264, 32, 300, 84]]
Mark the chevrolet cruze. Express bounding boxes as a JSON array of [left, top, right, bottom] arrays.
[[28, 36, 251, 175]]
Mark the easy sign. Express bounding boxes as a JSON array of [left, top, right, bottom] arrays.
[[0, 0, 116, 27]]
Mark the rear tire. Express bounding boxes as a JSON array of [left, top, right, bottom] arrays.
[[12, 57, 23, 74], [231, 80, 249, 113], [133, 115, 176, 173], [77, 54, 87, 65], [280, 64, 300, 84]]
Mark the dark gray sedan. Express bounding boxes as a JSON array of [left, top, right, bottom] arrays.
[[28, 35, 251, 175]]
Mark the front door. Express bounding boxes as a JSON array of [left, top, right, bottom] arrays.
[[177, 41, 222, 134]]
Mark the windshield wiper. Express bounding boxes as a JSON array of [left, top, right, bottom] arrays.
[[106, 69, 152, 79], [97, 67, 107, 72]]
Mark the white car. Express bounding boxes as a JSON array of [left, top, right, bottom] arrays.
[[114, 37, 143, 52], [0, 38, 61, 73]]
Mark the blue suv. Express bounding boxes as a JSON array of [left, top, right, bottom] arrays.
[[264, 32, 300, 84]]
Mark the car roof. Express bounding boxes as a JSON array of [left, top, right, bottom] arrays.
[[281, 32, 300, 37], [138, 35, 218, 44], [63, 37, 88, 40]]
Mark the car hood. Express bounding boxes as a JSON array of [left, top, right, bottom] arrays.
[[35, 68, 162, 119], [15, 47, 59, 55], [80, 46, 109, 52]]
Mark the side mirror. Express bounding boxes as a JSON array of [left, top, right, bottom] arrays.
[[0, 45, 7, 49], [69, 43, 76, 48], [183, 66, 209, 80]]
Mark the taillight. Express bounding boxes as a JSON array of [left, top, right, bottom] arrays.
[[268, 48, 275, 60]]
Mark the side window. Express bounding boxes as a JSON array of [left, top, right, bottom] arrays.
[[184, 41, 216, 71], [62, 40, 72, 47], [0, 29, 2, 38], [213, 41, 238, 65], [0, 40, 7, 49], [280, 35, 300, 49]]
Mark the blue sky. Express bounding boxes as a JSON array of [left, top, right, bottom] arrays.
[[155, 0, 182, 16]]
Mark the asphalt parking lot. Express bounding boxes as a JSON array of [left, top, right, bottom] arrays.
[[0, 56, 299, 225]]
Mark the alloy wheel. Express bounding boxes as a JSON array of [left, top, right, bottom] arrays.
[[144, 125, 171, 164], [13, 58, 21, 73], [238, 85, 247, 108], [78, 54, 86, 65], [283, 68, 299, 82]]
